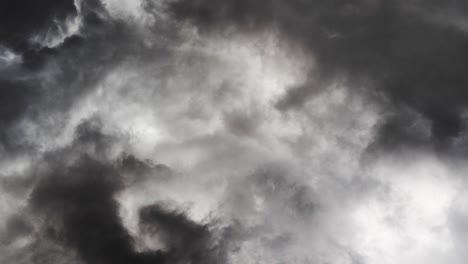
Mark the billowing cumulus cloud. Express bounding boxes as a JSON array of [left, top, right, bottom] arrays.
[[1, 1, 468, 264]]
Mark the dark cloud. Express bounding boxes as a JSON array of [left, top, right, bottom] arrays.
[[0, 1, 215, 259], [0, 214, 33, 246], [0, 0, 175, 153], [1, 118, 227, 264], [0, 79, 39, 153], [0, 0, 77, 51], [139, 204, 227, 264], [169, 0, 468, 149], [3, 1, 468, 263], [0, 80, 37, 126], [275, 78, 330, 111], [30, 155, 166, 264]]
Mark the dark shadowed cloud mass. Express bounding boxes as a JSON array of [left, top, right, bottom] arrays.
[[2, 1, 468, 264]]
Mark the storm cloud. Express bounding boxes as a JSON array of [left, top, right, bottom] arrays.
[[2, 0, 468, 264]]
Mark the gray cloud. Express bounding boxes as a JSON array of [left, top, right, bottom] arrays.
[[169, 0, 468, 150], [2, 1, 468, 264]]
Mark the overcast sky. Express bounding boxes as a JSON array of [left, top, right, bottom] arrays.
[[2, 1, 468, 264]]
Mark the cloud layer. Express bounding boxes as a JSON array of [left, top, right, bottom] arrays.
[[1, 1, 468, 264]]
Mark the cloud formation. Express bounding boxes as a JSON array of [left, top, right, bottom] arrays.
[[1, 1, 468, 264]]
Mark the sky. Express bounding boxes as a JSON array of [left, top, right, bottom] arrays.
[[1, 0, 468, 263]]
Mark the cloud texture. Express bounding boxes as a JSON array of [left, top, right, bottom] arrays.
[[2, 1, 468, 264]]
